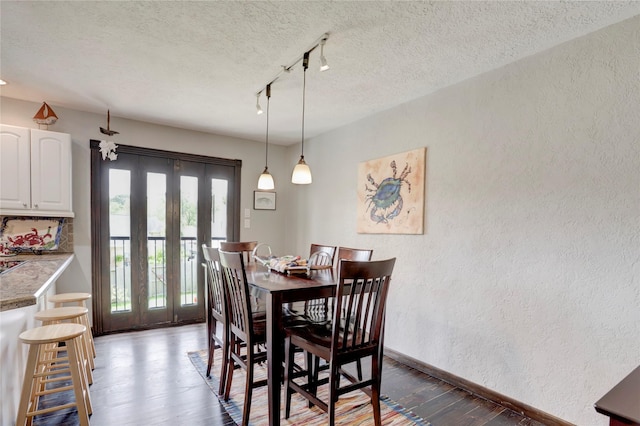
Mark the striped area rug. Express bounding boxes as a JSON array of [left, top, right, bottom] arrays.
[[188, 349, 430, 426]]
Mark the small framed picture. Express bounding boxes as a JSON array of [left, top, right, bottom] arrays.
[[254, 191, 276, 210]]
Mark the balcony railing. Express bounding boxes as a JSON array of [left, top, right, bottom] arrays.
[[109, 236, 225, 312]]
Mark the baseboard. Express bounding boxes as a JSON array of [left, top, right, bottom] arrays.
[[384, 347, 574, 426]]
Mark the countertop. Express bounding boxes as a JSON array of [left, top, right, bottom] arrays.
[[0, 253, 74, 311]]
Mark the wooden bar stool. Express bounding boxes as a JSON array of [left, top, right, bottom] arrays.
[[35, 307, 95, 383], [16, 323, 92, 426], [48, 292, 96, 359]]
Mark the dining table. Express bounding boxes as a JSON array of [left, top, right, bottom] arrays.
[[246, 263, 337, 426]]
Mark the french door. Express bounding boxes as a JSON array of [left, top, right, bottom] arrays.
[[90, 141, 241, 334]]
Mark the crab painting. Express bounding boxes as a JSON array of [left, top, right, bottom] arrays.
[[365, 160, 412, 223]]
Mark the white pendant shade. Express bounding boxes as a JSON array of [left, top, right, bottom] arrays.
[[257, 169, 275, 190], [291, 157, 312, 184]]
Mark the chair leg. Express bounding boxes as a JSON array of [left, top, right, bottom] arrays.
[[217, 327, 229, 396], [242, 355, 254, 426], [310, 353, 320, 408], [371, 353, 382, 426], [284, 338, 294, 419], [328, 362, 340, 426], [223, 337, 236, 401], [206, 318, 216, 377]]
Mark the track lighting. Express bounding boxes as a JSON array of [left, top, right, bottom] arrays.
[[256, 92, 263, 115], [319, 38, 330, 72], [253, 33, 330, 186], [257, 84, 275, 190], [291, 52, 312, 185]]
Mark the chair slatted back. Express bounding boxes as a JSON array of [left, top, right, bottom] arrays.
[[220, 241, 258, 264], [310, 244, 337, 266], [337, 246, 373, 262], [332, 258, 395, 358], [218, 250, 253, 345], [201, 245, 226, 323]]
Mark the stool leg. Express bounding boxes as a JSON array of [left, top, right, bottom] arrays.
[[71, 336, 93, 415], [74, 319, 93, 385], [79, 313, 96, 362], [66, 338, 91, 426], [16, 345, 40, 426]]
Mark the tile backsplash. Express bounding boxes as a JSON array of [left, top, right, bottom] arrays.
[[0, 215, 73, 253]]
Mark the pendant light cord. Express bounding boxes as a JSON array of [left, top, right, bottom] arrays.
[[265, 84, 270, 169], [301, 52, 309, 157]]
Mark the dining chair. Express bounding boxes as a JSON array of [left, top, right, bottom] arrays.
[[309, 243, 337, 266], [284, 244, 337, 322], [218, 250, 268, 426], [220, 241, 266, 313], [337, 246, 373, 262], [201, 244, 229, 395], [283, 257, 396, 426], [219, 241, 258, 264]]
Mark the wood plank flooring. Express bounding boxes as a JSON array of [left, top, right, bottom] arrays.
[[31, 323, 544, 425]]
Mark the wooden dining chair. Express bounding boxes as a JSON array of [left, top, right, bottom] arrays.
[[218, 250, 268, 426], [201, 244, 229, 395], [283, 258, 396, 426], [310, 243, 337, 266], [220, 241, 266, 313], [219, 241, 258, 264], [337, 246, 373, 262]]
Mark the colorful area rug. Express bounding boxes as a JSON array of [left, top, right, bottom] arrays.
[[188, 349, 430, 426]]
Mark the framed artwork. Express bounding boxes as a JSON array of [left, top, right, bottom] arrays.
[[254, 191, 276, 210], [357, 147, 426, 234]]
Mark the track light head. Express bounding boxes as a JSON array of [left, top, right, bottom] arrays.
[[319, 38, 330, 72], [256, 93, 263, 115]]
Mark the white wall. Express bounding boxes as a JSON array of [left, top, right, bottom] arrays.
[[288, 16, 640, 425], [0, 97, 291, 316]]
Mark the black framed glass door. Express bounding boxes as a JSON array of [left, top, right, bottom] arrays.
[[90, 141, 241, 334]]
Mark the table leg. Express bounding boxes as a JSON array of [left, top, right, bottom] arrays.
[[266, 292, 283, 426]]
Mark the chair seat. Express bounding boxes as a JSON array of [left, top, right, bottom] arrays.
[[287, 321, 369, 352]]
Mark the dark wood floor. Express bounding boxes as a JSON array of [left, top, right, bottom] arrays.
[[33, 323, 544, 425]]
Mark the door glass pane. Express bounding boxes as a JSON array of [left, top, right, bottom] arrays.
[[147, 172, 166, 309], [180, 176, 198, 306], [109, 169, 131, 313], [211, 178, 228, 248]]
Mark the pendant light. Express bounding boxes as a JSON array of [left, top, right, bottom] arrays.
[[257, 84, 275, 190], [291, 51, 312, 185]]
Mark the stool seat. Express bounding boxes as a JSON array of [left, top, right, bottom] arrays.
[[35, 306, 89, 322], [49, 292, 92, 305], [19, 323, 85, 344]]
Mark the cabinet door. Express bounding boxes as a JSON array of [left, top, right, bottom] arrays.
[[30, 129, 72, 212], [0, 124, 31, 210]]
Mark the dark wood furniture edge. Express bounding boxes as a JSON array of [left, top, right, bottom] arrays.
[[384, 347, 574, 426]]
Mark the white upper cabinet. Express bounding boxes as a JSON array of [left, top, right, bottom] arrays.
[[0, 125, 73, 217], [0, 125, 31, 210]]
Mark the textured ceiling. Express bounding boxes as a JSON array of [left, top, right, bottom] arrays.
[[1, 1, 639, 145]]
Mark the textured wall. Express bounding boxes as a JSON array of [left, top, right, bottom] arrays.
[[287, 16, 640, 425]]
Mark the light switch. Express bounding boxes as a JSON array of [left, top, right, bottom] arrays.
[[244, 208, 251, 218], [244, 219, 250, 228]]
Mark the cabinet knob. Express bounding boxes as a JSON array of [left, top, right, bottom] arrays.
[[23, 203, 27, 207], [34, 204, 38, 208]]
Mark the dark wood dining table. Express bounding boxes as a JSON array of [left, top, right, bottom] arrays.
[[246, 263, 337, 426]]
